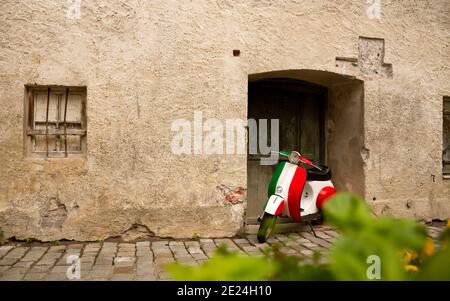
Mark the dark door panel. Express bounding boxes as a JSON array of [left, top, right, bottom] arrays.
[[247, 78, 326, 223]]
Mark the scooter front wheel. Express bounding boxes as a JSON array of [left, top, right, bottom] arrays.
[[257, 213, 277, 243]]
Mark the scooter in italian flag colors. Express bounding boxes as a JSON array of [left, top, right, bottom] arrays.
[[257, 151, 336, 243]]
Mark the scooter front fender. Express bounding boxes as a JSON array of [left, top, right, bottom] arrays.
[[263, 195, 285, 216]]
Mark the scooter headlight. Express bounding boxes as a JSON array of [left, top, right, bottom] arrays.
[[288, 151, 301, 164]]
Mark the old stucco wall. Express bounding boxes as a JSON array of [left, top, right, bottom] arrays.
[[327, 81, 365, 197], [0, 0, 449, 241]]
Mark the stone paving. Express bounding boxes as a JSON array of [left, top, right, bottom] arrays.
[[0, 224, 444, 281]]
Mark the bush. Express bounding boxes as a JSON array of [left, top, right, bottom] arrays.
[[167, 193, 450, 281]]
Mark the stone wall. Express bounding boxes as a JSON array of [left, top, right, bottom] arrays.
[[0, 0, 449, 241]]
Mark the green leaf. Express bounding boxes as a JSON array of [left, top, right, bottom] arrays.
[[372, 217, 427, 251], [167, 249, 275, 281], [329, 234, 407, 280], [323, 193, 373, 233], [416, 247, 450, 280]]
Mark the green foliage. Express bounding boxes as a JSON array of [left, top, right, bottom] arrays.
[[51, 240, 60, 246], [324, 193, 427, 280], [167, 245, 275, 280], [167, 193, 450, 281], [265, 247, 334, 281], [415, 221, 450, 280], [192, 233, 200, 240], [416, 246, 450, 280], [25, 237, 34, 244]]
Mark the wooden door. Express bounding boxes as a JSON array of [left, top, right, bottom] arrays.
[[247, 78, 326, 223]]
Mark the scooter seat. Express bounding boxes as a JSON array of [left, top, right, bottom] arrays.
[[306, 165, 332, 181]]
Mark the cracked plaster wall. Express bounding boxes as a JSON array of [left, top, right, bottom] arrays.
[[0, 0, 449, 240]]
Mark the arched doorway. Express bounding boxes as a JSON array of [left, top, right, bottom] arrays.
[[247, 70, 364, 224]]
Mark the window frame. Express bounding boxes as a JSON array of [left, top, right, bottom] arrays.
[[443, 96, 450, 176], [24, 85, 87, 159]]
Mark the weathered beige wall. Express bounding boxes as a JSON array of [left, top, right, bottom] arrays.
[[327, 81, 365, 196], [0, 0, 449, 241]]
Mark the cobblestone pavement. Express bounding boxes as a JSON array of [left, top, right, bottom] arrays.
[[0, 224, 444, 281]]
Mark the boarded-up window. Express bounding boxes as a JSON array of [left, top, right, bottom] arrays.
[[444, 97, 450, 175], [24, 86, 87, 158]]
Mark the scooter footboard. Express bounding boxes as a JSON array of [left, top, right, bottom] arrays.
[[263, 195, 285, 216]]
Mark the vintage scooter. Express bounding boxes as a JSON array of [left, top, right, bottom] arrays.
[[257, 150, 336, 243]]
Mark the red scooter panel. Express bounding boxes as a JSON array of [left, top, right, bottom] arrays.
[[287, 166, 307, 222]]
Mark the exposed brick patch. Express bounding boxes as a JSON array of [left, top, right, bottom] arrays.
[[217, 185, 246, 204]]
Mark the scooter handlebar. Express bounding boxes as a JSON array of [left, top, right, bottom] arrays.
[[271, 150, 322, 171]]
